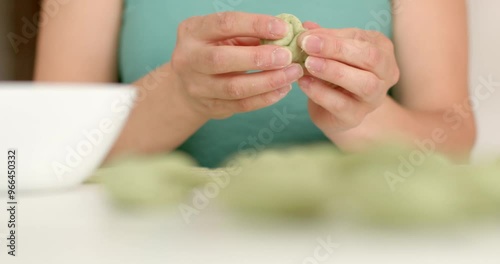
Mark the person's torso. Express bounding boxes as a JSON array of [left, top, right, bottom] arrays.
[[119, 0, 393, 167]]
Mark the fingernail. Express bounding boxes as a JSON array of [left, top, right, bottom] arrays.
[[278, 85, 292, 96], [305, 57, 325, 73], [272, 48, 292, 67], [284, 64, 304, 81], [298, 77, 313, 89], [302, 35, 323, 54], [269, 19, 288, 36]]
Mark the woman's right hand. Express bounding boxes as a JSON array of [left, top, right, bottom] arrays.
[[171, 12, 305, 119]]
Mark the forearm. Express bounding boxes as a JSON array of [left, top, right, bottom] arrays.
[[107, 63, 208, 159], [329, 96, 476, 161]]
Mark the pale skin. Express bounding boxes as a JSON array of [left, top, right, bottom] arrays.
[[35, 0, 475, 161]]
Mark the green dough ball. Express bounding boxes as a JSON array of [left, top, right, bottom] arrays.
[[332, 146, 470, 227], [92, 152, 204, 208], [261, 13, 308, 65], [459, 163, 500, 216], [220, 144, 341, 218]]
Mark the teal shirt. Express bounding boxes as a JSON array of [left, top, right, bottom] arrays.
[[119, 0, 393, 167]]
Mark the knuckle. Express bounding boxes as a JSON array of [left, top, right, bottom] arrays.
[[205, 99, 227, 117], [203, 98, 218, 112], [332, 94, 349, 112], [353, 109, 367, 126], [366, 30, 382, 39], [206, 49, 225, 69], [236, 99, 253, 112], [267, 72, 288, 89], [339, 116, 359, 130], [328, 62, 346, 81], [324, 112, 341, 129], [364, 46, 382, 70], [262, 92, 278, 105], [205, 99, 232, 119], [347, 118, 362, 129], [383, 36, 395, 51], [178, 17, 196, 38], [216, 12, 236, 34], [353, 29, 370, 43], [224, 80, 241, 98], [310, 83, 327, 104], [362, 75, 380, 98], [330, 38, 346, 57], [252, 16, 267, 36], [177, 20, 189, 36], [185, 84, 198, 97], [253, 49, 266, 68], [171, 52, 187, 72]]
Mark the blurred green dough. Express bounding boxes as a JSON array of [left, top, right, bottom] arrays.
[[261, 14, 308, 65], [219, 144, 342, 218], [92, 152, 205, 207], [89, 143, 500, 227]]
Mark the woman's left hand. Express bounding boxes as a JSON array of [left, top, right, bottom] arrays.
[[297, 28, 400, 138]]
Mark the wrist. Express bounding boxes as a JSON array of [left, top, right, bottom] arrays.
[[327, 96, 406, 151], [110, 63, 208, 157]]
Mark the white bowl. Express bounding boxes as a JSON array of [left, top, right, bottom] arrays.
[[0, 82, 137, 191]]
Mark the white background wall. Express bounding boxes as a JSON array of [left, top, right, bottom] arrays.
[[468, 0, 500, 158]]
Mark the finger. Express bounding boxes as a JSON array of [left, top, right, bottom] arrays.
[[192, 45, 292, 74], [202, 64, 303, 100], [186, 12, 289, 41], [303, 21, 321, 30], [212, 85, 293, 117], [222, 37, 261, 46], [298, 76, 369, 130], [299, 28, 388, 47], [307, 99, 360, 132], [304, 56, 384, 104], [299, 33, 389, 78], [307, 99, 333, 129]]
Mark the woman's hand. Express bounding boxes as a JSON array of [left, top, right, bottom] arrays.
[[171, 12, 305, 119], [296, 28, 400, 136]]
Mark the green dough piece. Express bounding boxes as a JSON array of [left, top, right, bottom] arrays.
[[334, 147, 467, 227], [220, 144, 342, 218], [89, 143, 500, 228], [261, 14, 308, 65], [91, 152, 205, 208], [221, 143, 500, 227]]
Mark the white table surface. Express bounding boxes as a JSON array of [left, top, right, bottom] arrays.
[[1, 185, 500, 264]]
